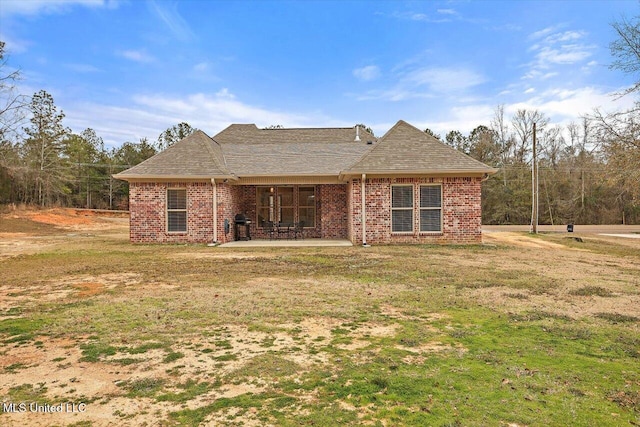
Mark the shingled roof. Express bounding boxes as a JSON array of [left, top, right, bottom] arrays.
[[342, 120, 497, 175], [114, 121, 496, 181], [114, 130, 233, 180]]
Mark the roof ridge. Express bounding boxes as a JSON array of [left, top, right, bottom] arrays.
[[197, 131, 231, 175]]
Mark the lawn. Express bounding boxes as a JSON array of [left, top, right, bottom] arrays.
[[0, 209, 638, 426]]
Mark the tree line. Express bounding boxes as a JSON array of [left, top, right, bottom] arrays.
[[428, 105, 639, 225], [0, 41, 195, 209], [1, 12, 639, 224]]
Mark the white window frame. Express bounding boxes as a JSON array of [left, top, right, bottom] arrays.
[[167, 188, 187, 233], [419, 184, 443, 233], [391, 184, 414, 233]]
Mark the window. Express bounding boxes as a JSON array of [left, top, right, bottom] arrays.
[[420, 185, 442, 232], [278, 187, 294, 225], [167, 189, 187, 232], [298, 186, 316, 228], [257, 186, 316, 227], [391, 185, 413, 232], [257, 187, 275, 225]]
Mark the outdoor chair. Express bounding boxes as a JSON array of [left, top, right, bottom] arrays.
[[276, 223, 292, 239], [292, 221, 305, 240], [263, 221, 276, 240]]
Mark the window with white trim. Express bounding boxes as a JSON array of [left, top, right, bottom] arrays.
[[167, 189, 187, 232], [420, 185, 442, 232], [391, 185, 413, 232]]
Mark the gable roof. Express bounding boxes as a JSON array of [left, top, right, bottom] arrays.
[[113, 130, 233, 180], [342, 120, 497, 176], [218, 125, 376, 176], [215, 124, 376, 145], [114, 121, 497, 181]]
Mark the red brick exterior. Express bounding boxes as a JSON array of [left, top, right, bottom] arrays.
[[318, 184, 348, 239], [347, 177, 483, 244], [128, 177, 483, 244], [129, 181, 214, 243], [216, 183, 243, 244]]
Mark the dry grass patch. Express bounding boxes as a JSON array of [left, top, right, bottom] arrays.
[[1, 212, 639, 426]]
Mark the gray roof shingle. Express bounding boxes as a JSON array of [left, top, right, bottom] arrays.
[[114, 121, 496, 180], [343, 120, 497, 175], [114, 130, 232, 179]]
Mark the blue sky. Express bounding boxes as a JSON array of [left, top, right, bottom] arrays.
[[1, 0, 637, 148]]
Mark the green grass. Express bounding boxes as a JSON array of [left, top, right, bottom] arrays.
[[570, 285, 615, 297], [118, 378, 166, 398], [156, 379, 215, 403], [1, 223, 639, 426]]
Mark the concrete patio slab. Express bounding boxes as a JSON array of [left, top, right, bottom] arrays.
[[218, 239, 353, 248]]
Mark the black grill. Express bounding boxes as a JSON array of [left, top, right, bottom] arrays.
[[234, 214, 252, 241]]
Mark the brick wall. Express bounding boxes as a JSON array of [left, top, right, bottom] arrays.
[[129, 178, 482, 245], [319, 184, 348, 239], [216, 183, 243, 244], [129, 181, 214, 243], [348, 177, 483, 245]]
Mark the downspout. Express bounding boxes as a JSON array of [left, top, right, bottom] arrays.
[[211, 178, 218, 244], [361, 174, 369, 247]]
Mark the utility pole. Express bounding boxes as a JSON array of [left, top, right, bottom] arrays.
[[531, 122, 538, 234]]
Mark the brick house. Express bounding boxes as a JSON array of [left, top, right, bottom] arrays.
[[114, 120, 497, 245]]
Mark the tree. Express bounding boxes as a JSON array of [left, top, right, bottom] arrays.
[[0, 41, 28, 203], [445, 130, 469, 154], [156, 122, 196, 151], [21, 90, 70, 206], [423, 128, 442, 141], [355, 123, 374, 136], [0, 41, 27, 143], [590, 107, 640, 223], [468, 125, 501, 165], [610, 15, 640, 95], [511, 109, 549, 163], [63, 128, 104, 208]]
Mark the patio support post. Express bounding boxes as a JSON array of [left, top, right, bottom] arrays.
[[211, 178, 218, 243], [361, 174, 367, 246]]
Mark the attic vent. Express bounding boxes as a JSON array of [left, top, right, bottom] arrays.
[[366, 140, 373, 145], [355, 125, 360, 142]]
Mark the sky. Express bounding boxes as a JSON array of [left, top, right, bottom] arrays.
[[1, 0, 638, 148]]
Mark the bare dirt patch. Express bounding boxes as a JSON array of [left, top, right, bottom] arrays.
[[1, 215, 639, 426]]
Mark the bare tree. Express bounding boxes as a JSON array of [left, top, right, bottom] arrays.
[[511, 109, 549, 163], [0, 41, 27, 143], [610, 15, 640, 95]]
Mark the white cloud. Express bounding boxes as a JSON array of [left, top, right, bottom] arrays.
[[404, 67, 486, 93], [524, 26, 595, 81], [147, 0, 195, 42], [437, 9, 457, 16], [505, 86, 635, 126], [0, 0, 114, 16], [351, 65, 485, 102], [0, 32, 29, 54], [62, 90, 335, 148], [529, 26, 559, 41], [524, 88, 535, 94], [535, 44, 594, 66], [353, 65, 381, 81], [390, 11, 452, 23], [193, 62, 209, 72], [119, 50, 155, 63]]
